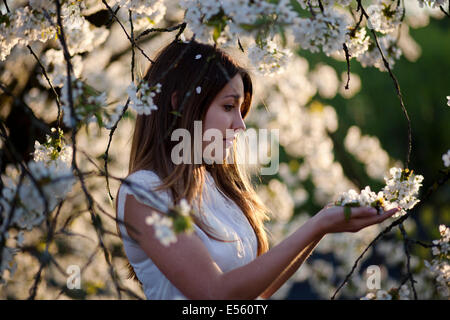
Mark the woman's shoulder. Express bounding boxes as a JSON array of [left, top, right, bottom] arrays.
[[125, 169, 162, 185], [119, 169, 172, 211]]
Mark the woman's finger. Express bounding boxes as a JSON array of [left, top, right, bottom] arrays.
[[362, 207, 400, 227], [350, 206, 378, 219], [380, 207, 400, 219]]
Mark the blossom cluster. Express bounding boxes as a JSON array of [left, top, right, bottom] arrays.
[[1, 1, 108, 61], [248, 40, 292, 76], [292, 7, 351, 56], [61, 78, 110, 128], [361, 285, 411, 300], [357, 34, 402, 71], [335, 167, 424, 218], [117, 0, 166, 21], [1, 0, 441, 77], [424, 225, 450, 298], [145, 213, 177, 246], [382, 167, 424, 215], [0, 6, 54, 61], [145, 199, 193, 246], [33, 127, 73, 164], [177, 0, 418, 74], [366, 0, 404, 34], [126, 82, 162, 116], [179, 0, 297, 74], [0, 128, 75, 231], [39, 49, 83, 88], [116, 0, 167, 30]]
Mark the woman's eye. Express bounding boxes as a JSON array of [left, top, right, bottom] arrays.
[[224, 104, 234, 111]]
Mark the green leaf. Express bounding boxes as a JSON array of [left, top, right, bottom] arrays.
[[213, 25, 222, 43], [344, 206, 352, 222], [278, 24, 287, 47], [289, 0, 304, 16], [170, 110, 182, 117], [347, 202, 361, 207], [0, 13, 11, 27], [240, 17, 270, 32], [95, 112, 103, 127], [173, 216, 193, 234]]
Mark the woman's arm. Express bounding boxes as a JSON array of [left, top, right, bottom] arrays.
[[259, 237, 322, 299], [216, 214, 324, 299], [124, 194, 398, 300], [259, 203, 335, 299]]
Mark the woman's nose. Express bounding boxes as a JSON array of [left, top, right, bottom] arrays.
[[232, 109, 246, 132]]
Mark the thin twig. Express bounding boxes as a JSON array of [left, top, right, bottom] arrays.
[[399, 223, 418, 299], [101, 0, 154, 64]]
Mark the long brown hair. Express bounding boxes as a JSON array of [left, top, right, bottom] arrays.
[[116, 39, 270, 283]]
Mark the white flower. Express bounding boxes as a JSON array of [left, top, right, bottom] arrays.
[[117, 0, 166, 25], [178, 199, 191, 217], [103, 104, 126, 130], [360, 292, 376, 300], [357, 35, 402, 72], [60, 79, 108, 128], [367, 1, 403, 34], [382, 167, 423, 217], [359, 186, 383, 207], [145, 213, 177, 246], [0, 143, 75, 231], [361, 289, 392, 300], [336, 189, 360, 206], [248, 40, 292, 76], [335, 167, 423, 218], [292, 7, 352, 56], [0, 6, 55, 61], [424, 225, 450, 298], [443, 150, 450, 167], [344, 126, 391, 180], [39, 49, 83, 88], [345, 27, 371, 59], [196, 86, 202, 94], [126, 82, 161, 115], [376, 290, 392, 300], [399, 284, 411, 300], [446, 96, 450, 106], [310, 64, 339, 99], [195, 54, 202, 60]]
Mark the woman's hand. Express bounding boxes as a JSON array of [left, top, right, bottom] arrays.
[[314, 204, 400, 236]]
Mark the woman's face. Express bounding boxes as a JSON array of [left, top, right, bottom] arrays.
[[202, 73, 246, 161]]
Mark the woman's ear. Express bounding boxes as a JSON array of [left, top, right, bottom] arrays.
[[171, 92, 178, 110]]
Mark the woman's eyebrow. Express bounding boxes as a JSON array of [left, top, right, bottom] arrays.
[[223, 94, 242, 100]]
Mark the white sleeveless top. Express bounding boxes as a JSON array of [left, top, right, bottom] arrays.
[[116, 170, 258, 299]]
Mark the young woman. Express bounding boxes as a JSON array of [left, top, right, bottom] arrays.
[[115, 39, 399, 300]]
